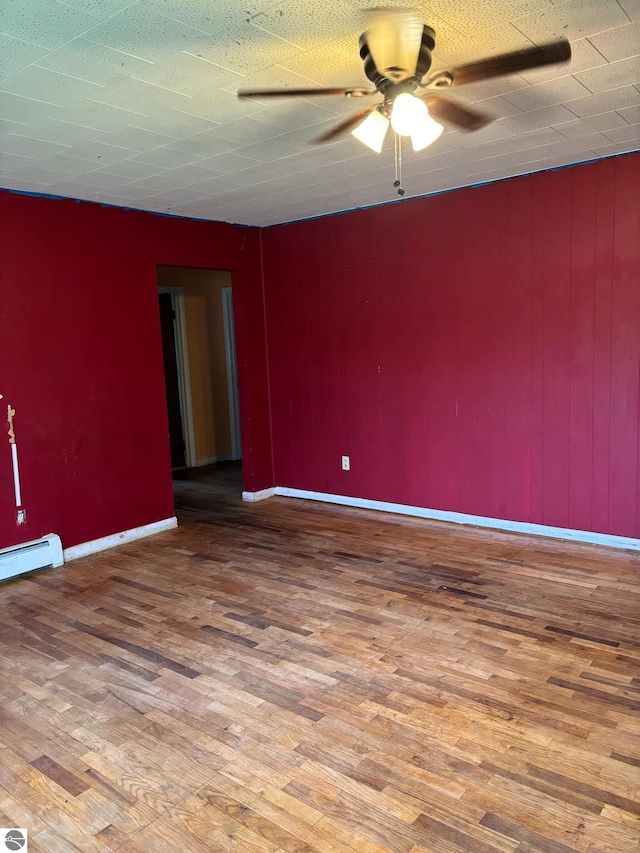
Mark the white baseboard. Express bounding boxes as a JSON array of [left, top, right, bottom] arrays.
[[64, 516, 178, 561], [242, 488, 276, 502], [272, 487, 639, 552]]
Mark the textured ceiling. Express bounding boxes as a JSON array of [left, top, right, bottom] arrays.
[[1, 0, 639, 226]]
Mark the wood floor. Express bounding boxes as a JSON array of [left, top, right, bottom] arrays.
[[1, 464, 639, 853]]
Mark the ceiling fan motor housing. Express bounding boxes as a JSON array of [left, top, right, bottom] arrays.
[[359, 25, 436, 93]]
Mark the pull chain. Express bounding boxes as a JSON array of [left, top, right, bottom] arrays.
[[393, 132, 404, 197]]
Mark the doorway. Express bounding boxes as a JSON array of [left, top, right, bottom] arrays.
[[157, 267, 242, 478], [158, 291, 187, 470]]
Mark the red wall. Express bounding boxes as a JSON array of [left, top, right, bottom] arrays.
[[0, 192, 272, 550], [261, 153, 640, 539], [2, 154, 638, 552]]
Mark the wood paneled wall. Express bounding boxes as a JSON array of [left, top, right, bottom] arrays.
[[0, 192, 271, 551], [261, 153, 640, 538]]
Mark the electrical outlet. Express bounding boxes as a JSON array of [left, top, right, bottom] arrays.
[[341, 455, 350, 471], [16, 509, 26, 525]]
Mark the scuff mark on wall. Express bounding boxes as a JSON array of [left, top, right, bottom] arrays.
[[7, 403, 16, 444]]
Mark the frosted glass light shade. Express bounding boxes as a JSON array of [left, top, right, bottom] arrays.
[[390, 93, 443, 151], [351, 109, 390, 153], [410, 113, 444, 151], [390, 93, 427, 136]]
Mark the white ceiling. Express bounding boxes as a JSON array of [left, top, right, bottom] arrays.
[[1, 0, 638, 226]]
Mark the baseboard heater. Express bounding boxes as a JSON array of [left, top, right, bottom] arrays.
[[0, 534, 64, 583]]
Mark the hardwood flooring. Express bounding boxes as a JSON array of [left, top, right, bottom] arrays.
[[0, 464, 638, 852]]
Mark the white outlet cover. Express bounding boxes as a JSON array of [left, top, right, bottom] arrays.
[[341, 456, 350, 471]]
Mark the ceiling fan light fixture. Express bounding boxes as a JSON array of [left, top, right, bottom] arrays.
[[351, 108, 390, 153]]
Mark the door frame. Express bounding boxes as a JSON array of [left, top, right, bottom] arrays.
[[158, 286, 196, 469], [222, 286, 242, 461]]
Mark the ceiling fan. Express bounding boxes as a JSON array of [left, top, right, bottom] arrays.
[[238, 10, 571, 193]]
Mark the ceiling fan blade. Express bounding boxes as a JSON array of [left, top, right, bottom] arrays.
[[313, 107, 378, 143], [238, 86, 373, 99], [365, 9, 424, 83], [449, 39, 571, 87], [422, 94, 493, 131]]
